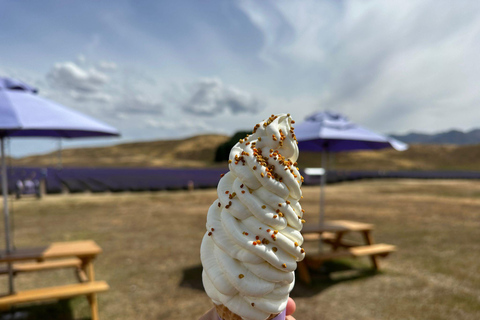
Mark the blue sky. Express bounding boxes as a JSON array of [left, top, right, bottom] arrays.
[[2, 0, 480, 157]]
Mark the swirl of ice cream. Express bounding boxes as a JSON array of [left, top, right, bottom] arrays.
[[201, 114, 305, 320]]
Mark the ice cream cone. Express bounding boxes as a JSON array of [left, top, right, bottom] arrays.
[[202, 114, 303, 320], [214, 304, 284, 320]]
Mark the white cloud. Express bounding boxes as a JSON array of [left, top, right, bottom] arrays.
[[238, 0, 339, 66], [237, 0, 480, 133], [44, 57, 165, 123], [180, 78, 264, 116], [47, 61, 109, 93]]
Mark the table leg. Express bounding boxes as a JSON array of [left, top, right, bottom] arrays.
[[7, 263, 14, 294], [362, 231, 379, 269], [87, 293, 99, 320], [332, 231, 345, 251], [297, 260, 311, 285], [82, 258, 99, 320], [85, 260, 95, 282]]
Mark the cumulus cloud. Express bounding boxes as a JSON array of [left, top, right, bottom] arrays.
[[45, 59, 122, 105], [47, 61, 109, 93], [44, 58, 166, 122], [181, 78, 263, 116]]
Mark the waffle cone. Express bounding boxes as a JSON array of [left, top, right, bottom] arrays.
[[214, 304, 280, 320]]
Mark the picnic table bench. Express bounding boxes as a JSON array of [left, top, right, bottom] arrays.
[[298, 220, 396, 284], [0, 240, 109, 320]]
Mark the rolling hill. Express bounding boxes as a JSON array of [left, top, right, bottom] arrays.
[[11, 134, 230, 168], [301, 144, 480, 171], [10, 134, 480, 171]]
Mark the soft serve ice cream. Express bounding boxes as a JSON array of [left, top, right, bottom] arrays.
[[201, 114, 305, 320]]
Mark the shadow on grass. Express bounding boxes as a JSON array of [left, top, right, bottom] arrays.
[[0, 300, 89, 320], [179, 264, 204, 291], [291, 260, 379, 298], [180, 260, 380, 298]]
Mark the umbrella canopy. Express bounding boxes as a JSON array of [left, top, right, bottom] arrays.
[[295, 111, 408, 152], [295, 111, 408, 227], [0, 77, 119, 138], [0, 77, 119, 293]]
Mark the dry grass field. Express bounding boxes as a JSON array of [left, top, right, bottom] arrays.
[[0, 179, 479, 319]]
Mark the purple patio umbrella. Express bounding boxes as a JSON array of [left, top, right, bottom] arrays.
[[0, 77, 119, 293], [295, 111, 407, 226]]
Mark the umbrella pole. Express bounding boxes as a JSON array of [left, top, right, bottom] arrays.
[[317, 149, 328, 252], [319, 149, 327, 227], [57, 138, 63, 169], [1, 137, 14, 293]]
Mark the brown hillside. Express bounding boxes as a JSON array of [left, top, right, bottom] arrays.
[[11, 135, 480, 171], [12, 134, 230, 168], [300, 144, 480, 171]]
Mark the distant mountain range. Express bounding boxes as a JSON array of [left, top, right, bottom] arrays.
[[391, 129, 480, 145]]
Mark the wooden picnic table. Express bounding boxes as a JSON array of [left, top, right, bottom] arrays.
[[299, 220, 396, 284], [0, 240, 109, 320]]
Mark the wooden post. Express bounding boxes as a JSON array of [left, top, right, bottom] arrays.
[[331, 231, 345, 251], [297, 260, 311, 285], [1, 138, 14, 294], [362, 231, 379, 269], [83, 259, 99, 320]]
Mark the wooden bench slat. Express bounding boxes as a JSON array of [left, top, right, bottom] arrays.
[[43, 241, 102, 259], [0, 281, 109, 307], [0, 258, 82, 275], [326, 220, 374, 232], [302, 220, 374, 234], [303, 232, 337, 242], [0, 240, 102, 263], [307, 250, 354, 261], [350, 244, 396, 257], [320, 232, 337, 241], [304, 243, 396, 268], [322, 237, 363, 248], [16, 258, 82, 273], [303, 232, 363, 248], [302, 233, 322, 242]]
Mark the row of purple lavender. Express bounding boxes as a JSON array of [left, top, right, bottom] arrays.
[[1, 167, 480, 194]]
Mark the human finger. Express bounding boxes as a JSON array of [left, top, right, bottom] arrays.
[[286, 297, 296, 316]]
